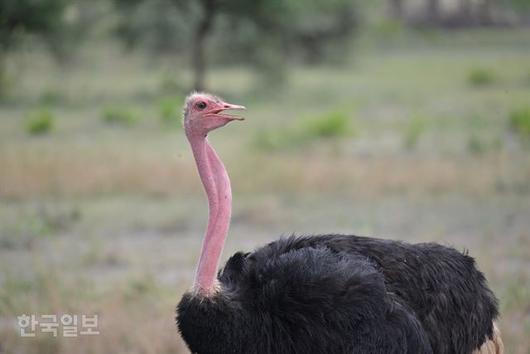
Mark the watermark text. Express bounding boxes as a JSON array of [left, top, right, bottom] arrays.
[[17, 314, 99, 337]]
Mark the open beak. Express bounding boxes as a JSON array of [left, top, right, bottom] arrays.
[[212, 102, 246, 121]]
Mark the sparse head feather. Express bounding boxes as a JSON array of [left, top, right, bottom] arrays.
[[182, 92, 224, 121], [182, 92, 245, 136]]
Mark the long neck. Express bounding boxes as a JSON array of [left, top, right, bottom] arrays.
[[187, 134, 232, 294]]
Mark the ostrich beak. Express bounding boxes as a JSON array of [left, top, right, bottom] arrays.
[[213, 102, 246, 121]]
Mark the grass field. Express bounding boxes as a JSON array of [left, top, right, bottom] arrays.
[[1, 29, 530, 353]]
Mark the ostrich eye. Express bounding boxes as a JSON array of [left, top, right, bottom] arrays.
[[196, 101, 207, 110]]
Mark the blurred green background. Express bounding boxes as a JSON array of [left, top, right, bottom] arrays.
[[1, 0, 530, 353]]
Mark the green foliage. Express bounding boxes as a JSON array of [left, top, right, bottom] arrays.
[[403, 115, 427, 150], [158, 97, 182, 127], [509, 106, 530, 139], [467, 68, 496, 87], [0, 0, 69, 49], [25, 108, 54, 135], [505, 0, 530, 11], [0, 0, 83, 96], [102, 106, 139, 126], [0, 0, 77, 67], [113, 0, 193, 53], [113, 0, 358, 90], [303, 111, 350, 138], [264, 0, 358, 64], [254, 110, 353, 150]]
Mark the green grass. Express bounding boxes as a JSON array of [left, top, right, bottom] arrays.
[[467, 67, 497, 87], [509, 106, 530, 140], [403, 114, 427, 149], [303, 111, 352, 138], [254, 110, 353, 150], [158, 96, 183, 127], [102, 106, 139, 126], [25, 108, 54, 135]]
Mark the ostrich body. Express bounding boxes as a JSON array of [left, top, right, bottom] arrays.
[[177, 93, 503, 354]]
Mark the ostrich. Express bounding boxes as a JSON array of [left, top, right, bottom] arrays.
[[176, 92, 503, 354]]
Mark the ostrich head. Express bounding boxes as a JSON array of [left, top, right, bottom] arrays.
[[183, 92, 245, 138], [183, 92, 245, 295]]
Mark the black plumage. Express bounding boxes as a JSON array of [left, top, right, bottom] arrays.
[[177, 234, 499, 354]]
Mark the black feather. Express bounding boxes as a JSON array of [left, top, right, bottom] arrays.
[[177, 234, 498, 354]]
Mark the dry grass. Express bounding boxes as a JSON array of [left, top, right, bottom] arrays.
[[1, 143, 529, 200], [1, 28, 530, 353], [0, 274, 189, 354], [0, 142, 193, 198]]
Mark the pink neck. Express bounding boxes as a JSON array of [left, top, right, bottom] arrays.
[[187, 133, 232, 294]]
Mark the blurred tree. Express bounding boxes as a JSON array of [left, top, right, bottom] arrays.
[[279, 0, 357, 64], [477, 0, 494, 24], [506, 0, 530, 10], [505, 0, 530, 22], [114, 0, 215, 90], [426, 0, 441, 24], [416, 0, 530, 27], [0, 0, 71, 96], [114, 0, 357, 91], [191, 0, 216, 91], [459, 0, 472, 23], [388, 0, 405, 20]]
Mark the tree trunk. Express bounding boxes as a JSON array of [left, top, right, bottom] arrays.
[[426, 0, 440, 25], [459, 0, 472, 23], [191, 0, 216, 91], [388, 0, 405, 21], [0, 46, 7, 98], [477, 0, 494, 25]]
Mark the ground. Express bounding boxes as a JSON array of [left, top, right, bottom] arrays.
[[0, 29, 529, 353]]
